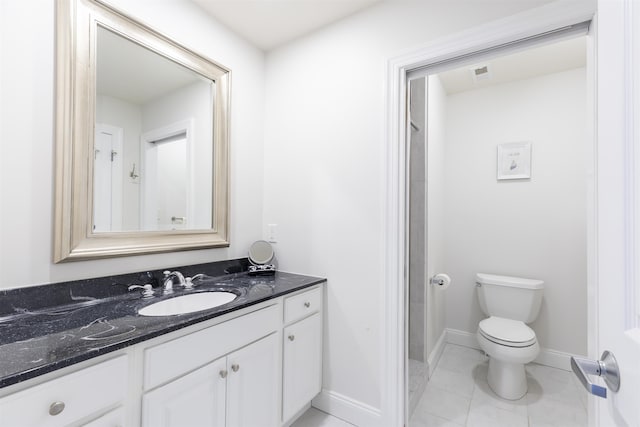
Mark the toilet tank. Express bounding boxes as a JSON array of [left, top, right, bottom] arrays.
[[476, 273, 544, 323]]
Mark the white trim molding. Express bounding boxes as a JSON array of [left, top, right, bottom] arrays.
[[312, 389, 381, 427], [426, 330, 447, 378], [446, 328, 480, 350], [445, 328, 581, 372], [382, 2, 596, 425]]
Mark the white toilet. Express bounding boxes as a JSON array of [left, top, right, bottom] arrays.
[[475, 273, 544, 400]]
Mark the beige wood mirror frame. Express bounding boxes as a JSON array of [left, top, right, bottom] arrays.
[[54, 0, 230, 262]]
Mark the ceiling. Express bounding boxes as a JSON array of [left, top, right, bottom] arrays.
[[192, 0, 383, 51], [97, 26, 207, 105], [438, 36, 587, 95]]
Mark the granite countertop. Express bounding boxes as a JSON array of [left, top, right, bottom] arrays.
[[0, 261, 324, 389]]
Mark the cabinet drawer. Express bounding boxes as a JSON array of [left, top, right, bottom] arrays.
[[284, 287, 322, 324], [84, 406, 125, 427], [144, 304, 280, 390], [0, 355, 127, 427]]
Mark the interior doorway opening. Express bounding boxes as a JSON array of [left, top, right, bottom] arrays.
[[405, 32, 590, 425]]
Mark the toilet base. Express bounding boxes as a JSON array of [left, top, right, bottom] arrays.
[[487, 357, 528, 400]]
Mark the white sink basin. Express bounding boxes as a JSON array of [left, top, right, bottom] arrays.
[[138, 292, 237, 316]]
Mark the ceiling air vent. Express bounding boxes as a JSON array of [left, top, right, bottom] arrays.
[[470, 64, 492, 83]]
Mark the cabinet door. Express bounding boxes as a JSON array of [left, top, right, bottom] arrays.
[[142, 358, 227, 427], [226, 334, 279, 427], [282, 313, 322, 422]]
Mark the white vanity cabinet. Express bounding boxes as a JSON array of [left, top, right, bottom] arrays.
[[141, 305, 281, 427], [83, 407, 126, 427], [142, 334, 279, 427], [0, 355, 127, 427], [142, 358, 227, 427], [225, 333, 279, 427], [282, 287, 323, 423], [0, 283, 325, 427]]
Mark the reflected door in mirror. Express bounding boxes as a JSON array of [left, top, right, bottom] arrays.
[[93, 125, 124, 232], [94, 25, 214, 233]]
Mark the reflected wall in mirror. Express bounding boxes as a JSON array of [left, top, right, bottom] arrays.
[[94, 26, 214, 232], [54, 0, 230, 262]]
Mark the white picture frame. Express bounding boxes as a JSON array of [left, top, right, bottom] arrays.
[[497, 142, 531, 180]]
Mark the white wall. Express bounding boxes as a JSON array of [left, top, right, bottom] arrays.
[[0, 0, 265, 288], [443, 67, 587, 356], [262, 0, 554, 418], [0, 0, 578, 423], [425, 75, 447, 361]]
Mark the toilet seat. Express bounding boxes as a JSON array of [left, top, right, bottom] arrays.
[[479, 316, 536, 348]]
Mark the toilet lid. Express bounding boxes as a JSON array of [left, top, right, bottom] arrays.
[[479, 316, 536, 347]]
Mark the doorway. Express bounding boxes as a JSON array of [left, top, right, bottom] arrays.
[[140, 119, 194, 231], [406, 34, 590, 426]]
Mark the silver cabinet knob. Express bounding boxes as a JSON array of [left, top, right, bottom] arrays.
[[49, 401, 65, 416], [288, 335, 295, 341], [219, 370, 228, 379], [231, 364, 239, 372], [304, 302, 310, 308]]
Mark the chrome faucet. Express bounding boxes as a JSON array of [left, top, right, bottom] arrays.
[[163, 270, 186, 294]]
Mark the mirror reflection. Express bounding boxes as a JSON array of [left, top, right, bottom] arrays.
[[94, 26, 214, 232]]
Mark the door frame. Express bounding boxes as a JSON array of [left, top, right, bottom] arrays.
[[381, 2, 597, 426], [140, 118, 195, 231], [94, 123, 124, 231], [593, 0, 640, 424]]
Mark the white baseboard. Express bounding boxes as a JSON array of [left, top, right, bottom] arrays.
[[312, 389, 381, 427], [533, 347, 576, 371], [426, 330, 447, 377], [444, 328, 576, 371], [446, 328, 482, 350]]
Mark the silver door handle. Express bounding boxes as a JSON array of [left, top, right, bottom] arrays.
[[570, 350, 620, 398]]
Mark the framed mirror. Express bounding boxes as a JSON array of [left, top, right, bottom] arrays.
[[54, 0, 230, 262]]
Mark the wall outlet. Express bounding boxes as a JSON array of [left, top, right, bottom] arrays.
[[267, 224, 277, 243]]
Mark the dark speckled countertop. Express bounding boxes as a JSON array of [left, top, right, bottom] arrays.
[[0, 259, 324, 389]]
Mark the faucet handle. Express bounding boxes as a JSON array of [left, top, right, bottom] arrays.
[[184, 274, 205, 290], [128, 284, 154, 298]]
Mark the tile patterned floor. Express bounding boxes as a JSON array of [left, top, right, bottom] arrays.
[[409, 358, 429, 415], [292, 344, 589, 427], [291, 407, 354, 427], [409, 344, 589, 427]]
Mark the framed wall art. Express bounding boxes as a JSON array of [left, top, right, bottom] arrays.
[[497, 142, 531, 180]]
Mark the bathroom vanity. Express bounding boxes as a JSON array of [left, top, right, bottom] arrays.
[[0, 261, 324, 427]]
